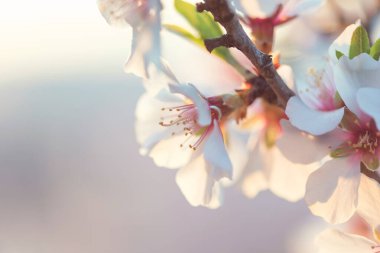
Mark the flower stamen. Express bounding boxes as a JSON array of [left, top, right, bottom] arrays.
[[159, 103, 223, 151]]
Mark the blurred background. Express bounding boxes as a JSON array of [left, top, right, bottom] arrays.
[[1, 0, 379, 252]]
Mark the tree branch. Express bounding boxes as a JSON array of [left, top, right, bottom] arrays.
[[361, 163, 380, 184], [196, 0, 294, 108]]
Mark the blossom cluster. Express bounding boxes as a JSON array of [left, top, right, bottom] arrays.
[[98, 0, 380, 251]]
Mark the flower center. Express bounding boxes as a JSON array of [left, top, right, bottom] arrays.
[[350, 130, 380, 155], [159, 104, 222, 151]]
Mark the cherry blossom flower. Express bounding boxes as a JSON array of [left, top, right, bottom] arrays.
[[285, 64, 345, 135], [228, 98, 317, 201], [237, 0, 324, 53], [285, 23, 363, 136], [136, 81, 236, 208], [286, 22, 379, 136], [282, 22, 380, 224], [97, 0, 162, 78], [217, 63, 318, 202], [339, 38, 380, 130], [135, 48, 247, 207], [316, 176, 380, 253]]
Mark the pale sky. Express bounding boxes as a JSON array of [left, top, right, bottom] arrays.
[[0, 0, 132, 83]]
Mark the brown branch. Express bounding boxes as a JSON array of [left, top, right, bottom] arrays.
[[204, 34, 234, 52], [196, 0, 294, 108], [361, 163, 380, 184]]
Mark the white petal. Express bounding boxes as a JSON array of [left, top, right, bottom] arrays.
[[169, 83, 211, 127], [223, 122, 250, 185], [276, 120, 342, 164], [277, 64, 295, 90], [334, 54, 380, 117], [241, 170, 269, 199], [268, 146, 317, 202], [279, 0, 323, 19], [239, 139, 271, 198], [286, 96, 344, 135], [125, 24, 161, 79], [357, 87, 380, 129], [305, 158, 361, 224], [97, 0, 142, 27], [203, 120, 233, 180], [135, 90, 183, 152], [316, 229, 376, 253], [148, 135, 193, 169], [175, 155, 222, 208], [358, 174, 380, 228], [328, 22, 360, 61]]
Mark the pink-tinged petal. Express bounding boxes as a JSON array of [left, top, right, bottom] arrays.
[[148, 135, 193, 169], [357, 174, 380, 228], [357, 87, 380, 129], [286, 96, 344, 135], [203, 120, 233, 180], [278, 0, 323, 20], [268, 146, 317, 202], [334, 54, 380, 117], [305, 158, 361, 224], [328, 22, 360, 61], [277, 120, 342, 164], [175, 155, 222, 208], [169, 83, 211, 126], [316, 229, 377, 253]]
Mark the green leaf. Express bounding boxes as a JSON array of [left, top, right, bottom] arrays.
[[164, 24, 204, 46], [335, 50, 344, 59], [174, 0, 223, 39], [349, 25, 370, 59], [370, 39, 380, 61]]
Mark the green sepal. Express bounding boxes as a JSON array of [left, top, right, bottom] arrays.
[[349, 25, 370, 59], [362, 153, 379, 171], [336, 50, 344, 60], [370, 39, 380, 61], [330, 142, 355, 158], [339, 109, 361, 132]]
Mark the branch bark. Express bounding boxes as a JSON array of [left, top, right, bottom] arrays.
[[196, 0, 294, 108]]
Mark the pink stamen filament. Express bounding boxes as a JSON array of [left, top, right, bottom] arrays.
[[190, 124, 213, 150], [159, 103, 222, 151]]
